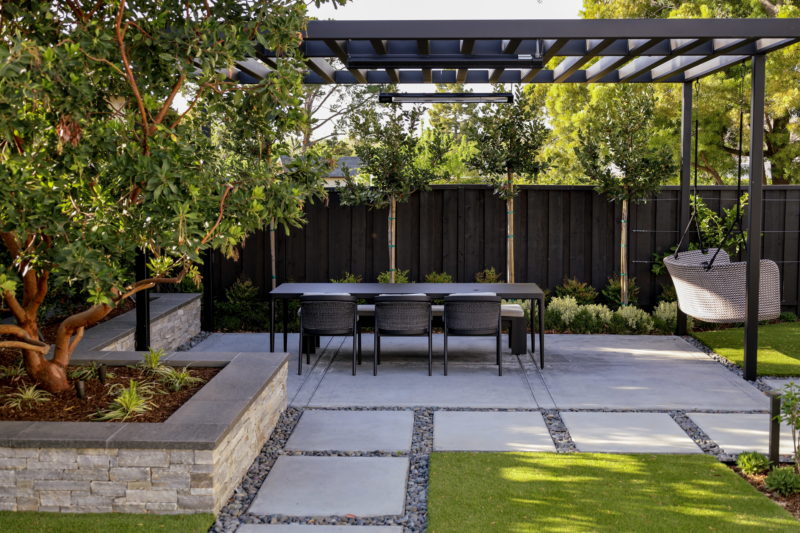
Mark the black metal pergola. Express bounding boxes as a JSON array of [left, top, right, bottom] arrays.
[[185, 19, 800, 380]]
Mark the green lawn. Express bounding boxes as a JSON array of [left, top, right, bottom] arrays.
[[428, 453, 800, 533], [0, 511, 214, 533], [693, 322, 800, 376]]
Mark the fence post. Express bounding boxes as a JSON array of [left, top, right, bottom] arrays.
[[766, 390, 782, 465], [202, 248, 214, 332]]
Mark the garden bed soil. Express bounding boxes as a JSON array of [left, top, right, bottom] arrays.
[[0, 362, 220, 423], [731, 465, 800, 521]]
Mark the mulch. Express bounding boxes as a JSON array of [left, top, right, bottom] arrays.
[[731, 465, 800, 520], [0, 364, 220, 423]]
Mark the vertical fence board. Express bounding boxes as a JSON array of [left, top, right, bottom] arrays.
[[784, 190, 800, 312]]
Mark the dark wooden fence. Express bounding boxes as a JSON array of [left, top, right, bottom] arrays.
[[213, 185, 800, 312]]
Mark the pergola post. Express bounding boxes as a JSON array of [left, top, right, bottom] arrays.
[[676, 82, 693, 336], [134, 248, 151, 351], [743, 54, 766, 381], [202, 247, 214, 332]]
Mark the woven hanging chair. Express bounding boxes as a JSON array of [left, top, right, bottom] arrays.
[[663, 248, 781, 323]]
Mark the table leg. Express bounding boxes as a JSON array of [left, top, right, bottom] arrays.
[[270, 297, 275, 352], [538, 298, 545, 369], [530, 299, 535, 355], [283, 298, 288, 352]]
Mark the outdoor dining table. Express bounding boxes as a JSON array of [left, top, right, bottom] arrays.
[[269, 283, 546, 367]]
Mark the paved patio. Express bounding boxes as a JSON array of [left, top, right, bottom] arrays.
[[194, 333, 788, 532]]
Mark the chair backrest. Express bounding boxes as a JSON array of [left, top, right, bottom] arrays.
[[299, 294, 357, 331], [374, 295, 431, 332], [443, 295, 501, 332]]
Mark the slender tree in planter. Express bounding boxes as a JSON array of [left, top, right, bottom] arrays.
[[337, 103, 451, 283], [465, 85, 550, 283], [574, 84, 678, 305], [0, 0, 341, 392]]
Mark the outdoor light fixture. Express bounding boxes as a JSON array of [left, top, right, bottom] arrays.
[[379, 93, 513, 104], [348, 54, 544, 70]]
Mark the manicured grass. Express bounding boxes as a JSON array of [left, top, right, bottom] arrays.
[[428, 453, 800, 533], [0, 511, 214, 533], [693, 322, 800, 376]]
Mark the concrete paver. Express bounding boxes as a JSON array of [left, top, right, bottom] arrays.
[[561, 412, 702, 454], [689, 413, 795, 455], [247, 456, 408, 517], [286, 410, 414, 452], [433, 411, 556, 452], [763, 378, 800, 392]]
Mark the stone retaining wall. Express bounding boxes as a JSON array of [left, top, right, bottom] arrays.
[[0, 353, 288, 515]]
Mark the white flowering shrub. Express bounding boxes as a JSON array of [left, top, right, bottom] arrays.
[[583, 304, 613, 324], [615, 306, 654, 334], [548, 296, 580, 326], [651, 301, 693, 334]]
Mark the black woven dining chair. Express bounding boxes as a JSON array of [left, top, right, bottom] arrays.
[[298, 294, 360, 376], [374, 294, 433, 376], [443, 294, 503, 376]]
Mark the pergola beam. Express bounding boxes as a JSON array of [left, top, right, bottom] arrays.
[[650, 38, 757, 81], [553, 38, 615, 82]]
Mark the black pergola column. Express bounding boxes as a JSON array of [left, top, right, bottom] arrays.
[[743, 54, 766, 381], [202, 247, 214, 332], [134, 248, 151, 351], [676, 81, 693, 336]]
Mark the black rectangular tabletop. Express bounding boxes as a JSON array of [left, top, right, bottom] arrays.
[[269, 282, 544, 300]]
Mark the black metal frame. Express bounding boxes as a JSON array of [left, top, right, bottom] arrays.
[[378, 92, 513, 104], [442, 295, 503, 376], [134, 248, 150, 351], [373, 295, 434, 376], [298, 295, 361, 376]]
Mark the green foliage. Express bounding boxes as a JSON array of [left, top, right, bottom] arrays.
[[465, 85, 551, 198], [330, 272, 363, 283], [766, 467, 800, 496], [378, 270, 410, 284], [159, 366, 205, 392], [736, 451, 771, 476], [602, 276, 640, 310], [652, 301, 693, 334], [137, 348, 168, 376], [555, 278, 598, 305], [615, 306, 654, 334], [475, 268, 504, 284], [657, 283, 678, 303], [0, 361, 26, 381], [780, 312, 798, 323], [3, 385, 51, 410], [574, 85, 677, 202], [424, 272, 453, 283], [225, 277, 259, 303], [778, 382, 800, 472], [548, 296, 581, 327], [68, 362, 115, 381], [93, 380, 157, 421]]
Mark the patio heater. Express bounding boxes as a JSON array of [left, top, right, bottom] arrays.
[[378, 93, 513, 104]]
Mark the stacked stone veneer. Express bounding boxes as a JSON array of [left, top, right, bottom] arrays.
[[85, 293, 201, 353], [0, 356, 287, 514]]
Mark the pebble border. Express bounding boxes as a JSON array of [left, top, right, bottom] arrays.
[[176, 330, 212, 352]]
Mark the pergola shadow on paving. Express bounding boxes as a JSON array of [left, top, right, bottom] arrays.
[[179, 19, 800, 381]]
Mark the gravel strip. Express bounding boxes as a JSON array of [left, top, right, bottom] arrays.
[[176, 330, 212, 352], [543, 410, 577, 453]]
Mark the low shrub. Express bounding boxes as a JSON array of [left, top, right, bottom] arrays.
[[547, 296, 580, 327], [652, 301, 693, 335], [214, 275, 275, 332], [378, 269, 410, 283], [331, 272, 362, 283], [602, 276, 640, 311], [475, 267, 503, 283], [425, 271, 453, 283], [657, 283, 678, 303], [766, 467, 800, 496], [780, 311, 798, 323], [555, 278, 598, 305], [614, 306, 654, 334], [736, 451, 771, 476]]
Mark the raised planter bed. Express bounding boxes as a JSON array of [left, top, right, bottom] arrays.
[[0, 350, 288, 515]]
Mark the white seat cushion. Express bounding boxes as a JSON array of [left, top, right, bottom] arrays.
[[448, 292, 497, 297], [302, 292, 352, 296], [501, 304, 525, 318], [357, 304, 375, 316], [377, 293, 427, 297]]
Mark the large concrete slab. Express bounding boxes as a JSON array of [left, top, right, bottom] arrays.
[[239, 526, 403, 532], [307, 358, 537, 409], [539, 336, 767, 410], [689, 413, 795, 455], [763, 378, 800, 392], [561, 412, 702, 454], [248, 456, 408, 517], [362, 334, 519, 365], [286, 410, 414, 452], [433, 411, 556, 452]]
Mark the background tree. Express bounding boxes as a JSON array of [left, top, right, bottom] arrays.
[[300, 80, 379, 151], [465, 85, 550, 282], [0, 0, 342, 393], [337, 103, 451, 283], [574, 84, 678, 305], [428, 83, 479, 142]]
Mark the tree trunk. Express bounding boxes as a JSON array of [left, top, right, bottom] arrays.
[[506, 168, 515, 283], [389, 196, 396, 283], [270, 219, 276, 290], [621, 199, 629, 306]]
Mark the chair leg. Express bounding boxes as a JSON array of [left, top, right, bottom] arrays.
[[352, 332, 357, 376], [444, 329, 448, 376], [298, 327, 304, 376], [374, 330, 379, 376], [358, 325, 362, 365], [497, 330, 503, 376], [428, 330, 433, 377], [377, 336, 381, 365], [316, 335, 320, 347]]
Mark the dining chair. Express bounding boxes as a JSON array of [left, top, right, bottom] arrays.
[[443, 293, 503, 376], [374, 294, 433, 376], [298, 294, 360, 376]]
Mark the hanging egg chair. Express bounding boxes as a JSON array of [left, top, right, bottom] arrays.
[[664, 249, 781, 323]]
